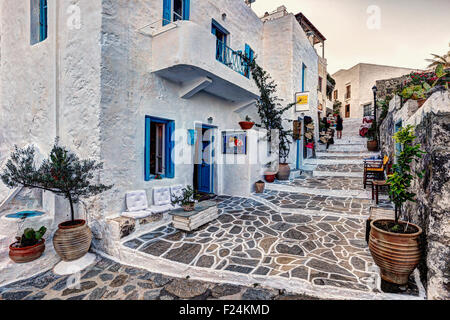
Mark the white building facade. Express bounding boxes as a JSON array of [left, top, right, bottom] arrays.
[[332, 63, 419, 119], [0, 1, 319, 254]]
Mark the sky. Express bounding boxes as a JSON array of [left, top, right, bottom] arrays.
[[251, 0, 450, 75]]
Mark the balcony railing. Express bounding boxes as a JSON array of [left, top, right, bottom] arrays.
[[215, 40, 250, 78]]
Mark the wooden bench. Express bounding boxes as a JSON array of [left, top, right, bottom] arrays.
[[365, 207, 395, 243], [169, 200, 219, 232]]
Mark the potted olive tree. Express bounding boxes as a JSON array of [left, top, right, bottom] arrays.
[[369, 125, 425, 285], [1, 139, 112, 262]]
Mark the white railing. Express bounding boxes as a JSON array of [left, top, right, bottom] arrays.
[[137, 19, 177, 37]]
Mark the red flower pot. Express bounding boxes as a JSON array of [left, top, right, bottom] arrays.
[[239, 121, 255, 130], [264, 172, 276, 183], [9, 239, 45, 263]]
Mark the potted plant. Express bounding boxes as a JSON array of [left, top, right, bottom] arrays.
[[240, 53, 295, 182], [9, 226, 47, 263], [239, 115, 255, 130], [255, 180, 265, 193], [369, 125, 426, 285], [366, 121, 378, 151], [172, 185, 198, 212], [1, 139, 113, 262]]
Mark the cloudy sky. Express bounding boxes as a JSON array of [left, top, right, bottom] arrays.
[[251, 0, 450, 74]]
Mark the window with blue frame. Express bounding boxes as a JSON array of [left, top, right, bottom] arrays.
[[162, 0, 190, 26], [212, 19, 230, 65], [145, 116, 175, 181], [30, 0, 48, 45]]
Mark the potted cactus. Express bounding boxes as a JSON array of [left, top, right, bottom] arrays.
[[1, 139, 113, 262], [9, 226, 47, 263]]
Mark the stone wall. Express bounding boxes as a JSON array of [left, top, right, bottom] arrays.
[[379, 91, 450, 300], [376, 74, 410, 100]]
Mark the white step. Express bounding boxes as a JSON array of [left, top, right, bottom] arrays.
[[304, 158, 362, 165], [316, 151, 379, 158], [327, 144, 368, 152], [313, 171, 362, 178]]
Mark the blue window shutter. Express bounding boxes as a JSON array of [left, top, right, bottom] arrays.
[[183, 0, 190, 20], [39, 0, 48, 41], [163, 0, 171, 26], [145, 117, 151, 181], [166, 121, 175, 178]]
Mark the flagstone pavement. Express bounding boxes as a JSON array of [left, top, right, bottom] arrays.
[[0, 119, 422, 300]]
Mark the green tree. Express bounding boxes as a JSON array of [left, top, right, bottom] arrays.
[[244, 55, 295, 164], [387, 125, 426, 229], [1, 139, 113, 223]]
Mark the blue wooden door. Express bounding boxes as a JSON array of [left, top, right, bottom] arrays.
[[197, 126, 215, 193]]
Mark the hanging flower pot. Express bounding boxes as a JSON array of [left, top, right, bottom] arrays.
[[239, 121, 255, 130]]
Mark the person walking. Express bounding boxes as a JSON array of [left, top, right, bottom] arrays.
[[336, 115, 343, 139]]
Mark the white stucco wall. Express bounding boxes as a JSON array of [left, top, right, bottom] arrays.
[[332, 63, 419, 119], [262, 13, 319, 166], [0, 0, 103, 224], [1, 0, 321, 255]]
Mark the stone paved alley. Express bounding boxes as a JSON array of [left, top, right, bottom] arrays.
[[0, 119, 424, 300]]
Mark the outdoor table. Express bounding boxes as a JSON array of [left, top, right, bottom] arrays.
[[169, 200, 219, 232]]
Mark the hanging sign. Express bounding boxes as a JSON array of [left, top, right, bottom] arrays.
[[295, 92, 310, 112]]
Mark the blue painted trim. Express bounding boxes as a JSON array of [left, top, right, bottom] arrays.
[[144, 116, 175, 181], [183, 0, 190, 20], [144, 117, 151, 181], [211, 19, 230, 36], [301, 63, 306, 92], [162, 0, 171, 26], [39, 0, 48, 41]]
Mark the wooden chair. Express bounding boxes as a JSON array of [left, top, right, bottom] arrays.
[[363, 155, 389, 189]]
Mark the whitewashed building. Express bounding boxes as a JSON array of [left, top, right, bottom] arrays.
[[0, 1, 319, 255]]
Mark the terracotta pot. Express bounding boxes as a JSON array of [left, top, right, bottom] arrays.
[[264, 172, 276, 183], [367, 140, 378, 152], [9, 239, 45, 263], [417, 98, 427, 109], [369, 219, 422, 285], [53, 220, 92, 262], [276, 163, 291, 181], [255, 181, 265, 193], [182, 202, 196, 212], [239, 121, 255, 130]]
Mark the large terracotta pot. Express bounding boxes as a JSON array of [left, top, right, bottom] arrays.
[[369, 219, 422, 285], [239, 121, 255, 130], [53, 219, 92, 262], [9, 239, 45, 263], [367, 140, 378, 152], [264, 172, 276, 183], [276, 163, 291, 181]]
